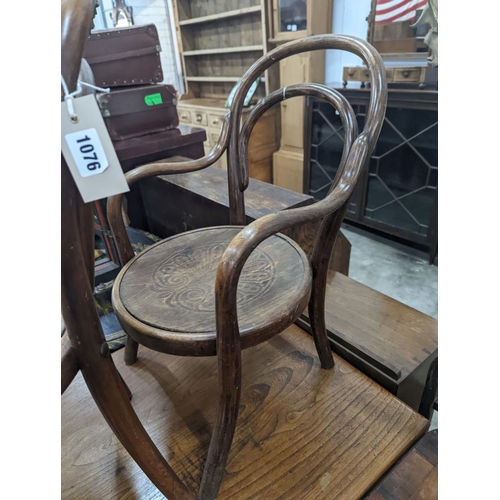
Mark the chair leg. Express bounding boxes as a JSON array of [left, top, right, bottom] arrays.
[[124, 335, 139, 365], [308, 272, 335, 370], [119, 371, 133, 400], [198, 379, 241, 500], [198, 327, 242, 500]]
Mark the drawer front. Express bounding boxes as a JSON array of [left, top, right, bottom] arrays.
[[210, 132, 221, 148], [192, 110, 208, 126], [208, 113, 225, 130], [393, 68, 422, 83], [343, 67, 371, 82], [178, 109, 191, 124], [343, 67, 395, 82]]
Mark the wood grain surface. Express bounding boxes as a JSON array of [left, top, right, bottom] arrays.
[[365, 429, 437, 500], [303, 271, 438, 381], [62, 324, 428, 500]]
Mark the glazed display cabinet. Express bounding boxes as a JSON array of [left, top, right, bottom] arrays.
[[304, 86, 438, 263]]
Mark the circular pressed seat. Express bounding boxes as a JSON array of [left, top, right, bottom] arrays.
[[112, 226, 312, 356]]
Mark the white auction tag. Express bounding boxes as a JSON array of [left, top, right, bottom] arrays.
[[61, 94, 129, 203], [64, 127, 109, 177]]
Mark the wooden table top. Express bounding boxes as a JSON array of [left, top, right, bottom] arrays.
[[160, 165, 314, 220], [62, 324, 428, 499], [301, 270, 438, 384]]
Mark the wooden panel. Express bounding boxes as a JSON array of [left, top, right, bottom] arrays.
[[248, 156, 272, 182], [273, 147, 304, 193], [366, 430, 438, 500], [62, 325, 428, 499], [280, 53, 307, 149], [300, 271, 438, 384], [373, 38, 417, 54]]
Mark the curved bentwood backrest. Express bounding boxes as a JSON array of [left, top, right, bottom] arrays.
[[227, 34, 387, 223]]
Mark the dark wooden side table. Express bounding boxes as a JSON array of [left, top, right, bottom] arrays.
[[364, 429, 438, 500], [138, 165, 352, 275], [93, 125, 207, 284], [113, 125, 207, 231]]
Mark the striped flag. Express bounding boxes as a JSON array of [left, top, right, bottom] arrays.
[[375, 0, 428, 23]]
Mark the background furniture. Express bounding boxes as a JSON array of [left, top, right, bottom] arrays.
[[304, 86, 438, 262], [113, 124, 206, 232], [271, 0, 332, 192], [171, 0, 279, 179]]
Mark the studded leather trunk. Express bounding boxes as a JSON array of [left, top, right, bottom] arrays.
[[96, 85, 179, 141], [83, 24, 163, 88]]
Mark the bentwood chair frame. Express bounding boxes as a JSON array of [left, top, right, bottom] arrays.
[[62, 1, 387, 498]]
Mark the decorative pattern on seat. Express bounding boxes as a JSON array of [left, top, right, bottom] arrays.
[[152, 243, 276, 313], [117, 226, 310, 334]]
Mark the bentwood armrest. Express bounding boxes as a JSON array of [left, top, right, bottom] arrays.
[[216, 134, 372, 293], [107, 114, 231, 265]]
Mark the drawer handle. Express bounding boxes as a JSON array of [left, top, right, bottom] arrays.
[[195, 114, 202, 122], [212, 119, 219, 125], [402, 70, 410, 78], [348, 71, 354, 77], [364, 71, 370, 78], [181, 114, 188, 119]]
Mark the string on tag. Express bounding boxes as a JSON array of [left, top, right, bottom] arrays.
[[61, 75, 82, 123], [78, 81, 110, 93]]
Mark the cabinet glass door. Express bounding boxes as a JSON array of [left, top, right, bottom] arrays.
[[365, 107, 438, 237], [307, 100, 364, 217], [277, 0, 307, 33]]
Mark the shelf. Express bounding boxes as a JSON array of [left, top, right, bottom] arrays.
[[186, 76, 266, 83], [178, 6, 262, 26], [183, 45, 264, 57]]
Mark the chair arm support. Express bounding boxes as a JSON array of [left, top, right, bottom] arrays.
[[214, 133, 370, 345], [107, 113, 232, 266]]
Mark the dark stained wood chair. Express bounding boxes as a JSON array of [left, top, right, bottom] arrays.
[[105, 33, 388, 500], [62, 3, 428, 499]]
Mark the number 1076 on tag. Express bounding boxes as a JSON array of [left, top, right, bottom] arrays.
[[65, 127, 109, 178]]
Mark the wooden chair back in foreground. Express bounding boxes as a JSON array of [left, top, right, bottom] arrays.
[[62, 1, 197, 498], [104, 33, 388, 499]]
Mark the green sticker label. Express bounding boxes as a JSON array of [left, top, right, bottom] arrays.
[[144, 93, 163, 106]]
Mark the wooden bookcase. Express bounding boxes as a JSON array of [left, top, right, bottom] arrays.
[[171, 0, 279, 182]]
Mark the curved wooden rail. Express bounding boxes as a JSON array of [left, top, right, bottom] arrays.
[[226, 35, 387, 225], [61, 1, 195, 498], [107, 112, 232, 267]]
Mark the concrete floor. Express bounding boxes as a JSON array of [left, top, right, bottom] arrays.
[[341, 224, 438, 319], [341, 223, 438, 430]]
